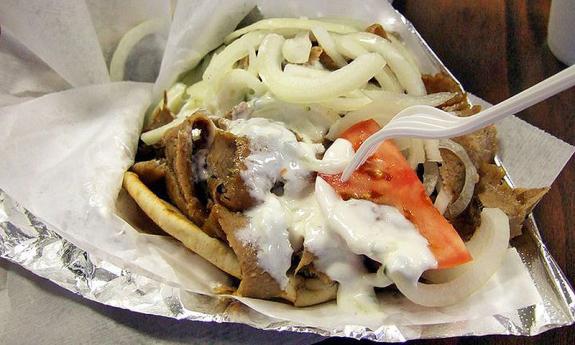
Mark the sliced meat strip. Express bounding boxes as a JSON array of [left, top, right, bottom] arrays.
[[365, 23, 389, 40], [439, 149, 466, 203], [477, 164, 548, 237], [307, 46, 323, 65], [213, 204, 286, 299], [319, 51, 339, 70], [143, 92, 175, 132], [131, 159, 166, 185], [122, 172, 241, 278], [452, 125, 498, 168], [206, 130, 257, 212], [422, 73, 479, 116], [202, 203, 229, 242], [163, 112, 216, 226]]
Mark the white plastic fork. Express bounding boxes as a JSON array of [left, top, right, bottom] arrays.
[[341, 65, 575, 181]]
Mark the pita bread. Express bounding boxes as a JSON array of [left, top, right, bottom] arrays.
[[123, 171, 242, 278]]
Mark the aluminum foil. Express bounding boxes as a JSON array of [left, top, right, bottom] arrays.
[[1, 5, 574, 343], [1, 180, 574, 341]]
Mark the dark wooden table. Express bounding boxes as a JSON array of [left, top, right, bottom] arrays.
[[320, 0, 575, 344]]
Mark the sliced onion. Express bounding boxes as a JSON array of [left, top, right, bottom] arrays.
[[215, 69, 266, 114], [348, 32, 426, 95], [224, 18, 358, 43], [179, 52, 214, 85], [110, 18, 168, 81], [439, 139, 480, 218], [424, 139, 442, 162], [375, 66, 404, 93], [424, 207, 499, 284], [148, 83, 187, 122], [392, 137, 412, 151], [335, 36, 399, 89], [314, 17, 366, 31], [247, 47, 258, 76], [357, 90, 454, 123], [344, 89, 367, 98], [423, 161, 439, 196], [363, 90, 455, 106], [141, 107, 200, 145], [249, 94, 339, 143], [311, 26, 347, 67], [283, 64, 330, 78], [364, 267, 393, 288], [180, 80, 212, 113], [407, 138, 425, 169], [326, 91, 455, 140], [326, 111, 378, 141], [282, 32, 312, 64], [318, 95, 372, 112], [433, 181, 452, 215], [334, 35, 403, 92], [333, 34, 369, 59], [387, 34, 420, 73], [258, 34, 386, 103], [390, 208, 510, 307], [203, 31, 266, 83]]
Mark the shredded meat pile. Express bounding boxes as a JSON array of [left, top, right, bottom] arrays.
[[163, 114, 214, 226], [133, 110, 291, 299], [128, 28, 548, 301], [424, 73, 547, 238], [206, 131, 256, 212]]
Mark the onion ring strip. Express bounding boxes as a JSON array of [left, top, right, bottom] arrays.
[[423, 161, 440, 196], [390, 208, 510, 307], [258, 34, 386, 103], [203, 31, 266, 84], [348, 32, 426, 95], [224, 18, 358, 43], [439, 139, 480, 218], [312, 26, 347, 67], [110, 18, 168, 81]]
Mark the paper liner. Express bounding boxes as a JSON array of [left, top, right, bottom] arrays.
[[0, 0, 574, 341], [1, 186, 574, 341]]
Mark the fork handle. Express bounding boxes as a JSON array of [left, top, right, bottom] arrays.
[[468, 65, 575, 130], [341, 65, 575, 181]]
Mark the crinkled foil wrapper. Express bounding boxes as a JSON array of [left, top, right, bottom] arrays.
[[1, 10, 574, 343]]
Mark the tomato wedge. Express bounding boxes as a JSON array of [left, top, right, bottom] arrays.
[[320, 120, 471, 269]]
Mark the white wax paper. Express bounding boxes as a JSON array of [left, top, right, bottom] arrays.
[[0, 0, 109, 87], [469, 95, 575, 188], [0, 30, 68, 106], [0, 0, 573, 334]]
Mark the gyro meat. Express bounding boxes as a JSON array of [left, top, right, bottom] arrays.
[[124, 17, 557, 311], [453, 125, 498, 168], [206, 130, 257, 212], [131, 159, 166, 185], [478, 164, 548, 237], [163, 112, 216, 226], [214, 204, 290, 300]]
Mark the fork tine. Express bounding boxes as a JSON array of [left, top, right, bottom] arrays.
[[341, 65, 575, 180], [341, 118, 458, 181], [340, 134, 385, 181]]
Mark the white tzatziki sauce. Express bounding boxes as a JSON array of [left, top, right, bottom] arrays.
[[315, 177, 438, 284], [235, 193, 292, 289], [302, 196, 383, 313], [228, 118, 352, 288], [228, 117, 436, 308], [228, 117, 322, 200]]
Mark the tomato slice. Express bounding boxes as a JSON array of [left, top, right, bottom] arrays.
[[320, 119, 471, 269]]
